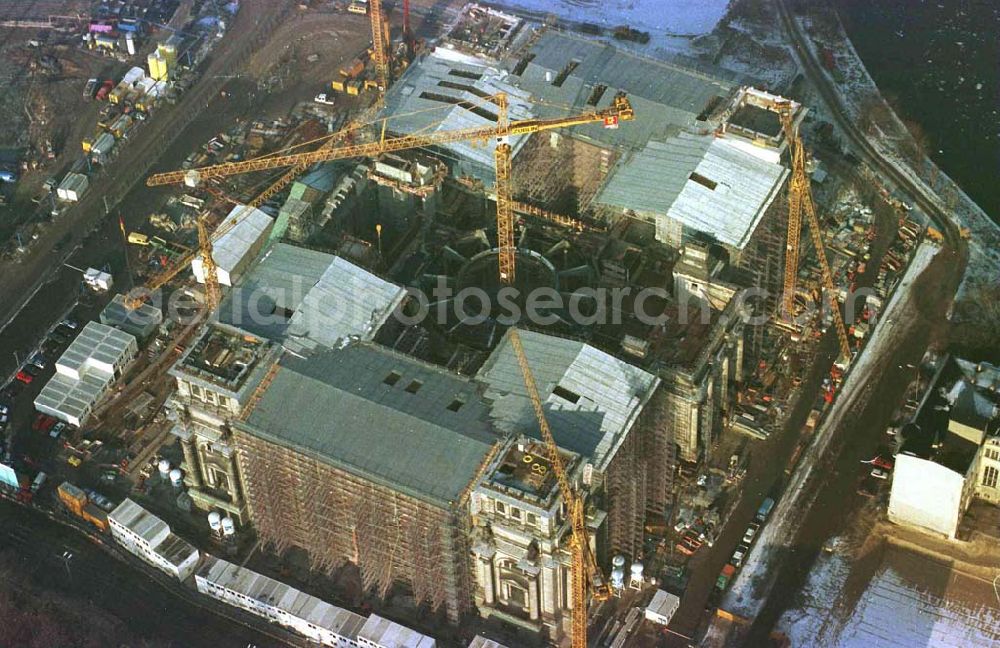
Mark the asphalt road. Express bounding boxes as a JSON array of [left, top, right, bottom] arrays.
[[0, 498, 276, 648]]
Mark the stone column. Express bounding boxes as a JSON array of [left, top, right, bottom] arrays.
[[528, 577, 540, 621], [481, 555, 495, 606], [181, 436, 203, 488]]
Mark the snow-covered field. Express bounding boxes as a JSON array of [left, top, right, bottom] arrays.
[[779, 546, 1000, 646], [496, 0, 730, 34], [494, 0, 731, 55]]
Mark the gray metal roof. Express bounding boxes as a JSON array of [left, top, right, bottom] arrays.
[[358, 614, 437, 648], [381, 48, 535, 174], [503, 30, 740, 149], [219, 243, 406, 352], [34, 321, 136, 423], [197, 556, 366, 640], [34, 372, 106, 423], [597, 132, 788, 248], [204, 204, 274, 275], [239, 342, 501, 508], [477, 329, 659, 471], [57, 321, 136, 379], [468, 636, 510, 648], [109, 498, 170, 546]]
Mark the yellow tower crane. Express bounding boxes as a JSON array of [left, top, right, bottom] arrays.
[[777, 103, 851, 361], [508, 329, 610, 648], [123, 212, 241, 311], [369, 0, 390, 93], [145, 93, 634, 285]]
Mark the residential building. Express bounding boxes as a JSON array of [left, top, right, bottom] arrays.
[[888, 358, 1000, 538]]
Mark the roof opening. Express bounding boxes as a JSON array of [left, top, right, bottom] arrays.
[[586, 84, 607, 106], [268, 304, 295, 321], [405, 379, 423, 394], [418, 91, 498, 122], [696, 95, 726, 122], [552, 385, 580, 404], [437, 79, 491, 99], [552, 60, 580, 88], [383, 371, 402, 386], [447, 399, 465, 412], [448, 68, 482, 81], [512, 53, 535, 76], [689, 172, 718, 191]]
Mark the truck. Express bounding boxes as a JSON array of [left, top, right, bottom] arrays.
[[95, 79, 114, 101], [756, 497, 775, 522], [31, 471, 47, 494], [716, 564, 736, 591], [83, 77, 98, 99]]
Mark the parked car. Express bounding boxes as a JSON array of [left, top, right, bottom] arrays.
[[22, 364, 40, 378], [59, 318, 79, 331], [54, 325, 76, 339], [2, 381, 23, 399], [15, 371, 33, 384], [33, 414, 56, 433], [28, 352, 47, 370], [870, 468, 889, 480], [742, 523, 760, 545], [314, 93, 335, 106], [731, 544, 750, 568], [48, 332, 69, 346], [0, 404, 8, 415], [67, 455, 82, 467], [871, 456, 894, 471], [49, 422, 67, 439]]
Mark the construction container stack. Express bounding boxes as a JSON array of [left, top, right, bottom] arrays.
[[58, 481, 110, 532]]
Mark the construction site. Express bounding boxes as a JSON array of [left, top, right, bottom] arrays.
[[0, 1, 983, 648]]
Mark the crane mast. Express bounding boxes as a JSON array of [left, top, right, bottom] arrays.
[[778, 106, 851, 361], [369, 0, 390, 93], [508, 329, 609, 648], [494, 94, 516, 284]]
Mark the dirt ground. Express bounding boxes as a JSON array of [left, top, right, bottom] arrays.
[[0, 31, 118, 206]]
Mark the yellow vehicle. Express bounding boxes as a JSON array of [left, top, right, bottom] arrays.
[[127, 232, 150, 246], [67, 456, 82, 467]]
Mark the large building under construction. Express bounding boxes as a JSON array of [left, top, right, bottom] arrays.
[[159, 15, 811, 638]]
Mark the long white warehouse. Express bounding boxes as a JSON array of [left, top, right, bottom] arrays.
[[195, 555, 366, 647], [108, 498, 201, 581]]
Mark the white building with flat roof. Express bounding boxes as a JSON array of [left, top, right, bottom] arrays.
[[192, 204, 274, 287], [358, 614, 436, 648], [195, 555, 366, 647], [108, 499, 201, 581], [644, 589, 680, 626], [34, 321, 137, 426]]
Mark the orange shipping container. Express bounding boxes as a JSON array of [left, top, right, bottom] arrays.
[[57, 482, 87, 517], [81, 503, 108, 532]]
